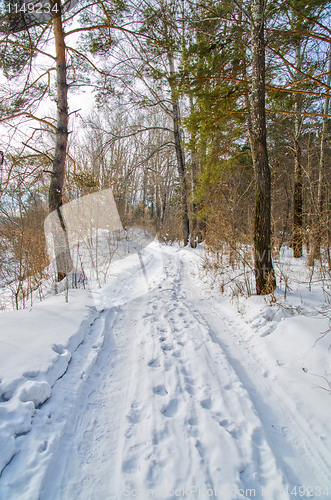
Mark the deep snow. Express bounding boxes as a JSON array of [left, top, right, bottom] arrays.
[[0, 242, 331, 499]]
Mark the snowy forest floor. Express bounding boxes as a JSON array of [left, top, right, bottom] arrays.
[[0, 242, 331, 500]]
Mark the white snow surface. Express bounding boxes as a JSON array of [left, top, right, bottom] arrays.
[[0, 242, 330, 500]]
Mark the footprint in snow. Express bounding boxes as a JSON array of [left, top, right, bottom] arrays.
[[185, 384, 195, 396], [252, 427, 264, 447], [161, 398, 178, 417], [38, 441, 48, 452], [218, 418, 230, 427], [217, 419, 242, 439], [77, 442, 89, 456], [148, 359, 161, 368], [125, 428, 133, 439], [122, 455, 139, 474], [126, 408, 142, 424], [88, 390, 99, 403], [184, 375, 195, 386], [161, 344, 173, 351], [153, 385, 168, 396], [200, 397, 212, 410], [172, 349, 184, 358], [152, 429, 167, 445]]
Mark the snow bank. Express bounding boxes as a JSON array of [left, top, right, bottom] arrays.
[[0, 290, 98, 475], [239, 294, 331, 447]]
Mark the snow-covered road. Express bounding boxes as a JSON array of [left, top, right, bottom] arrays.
[[40, 251, 289, 500], [1, 244, 331, 499]]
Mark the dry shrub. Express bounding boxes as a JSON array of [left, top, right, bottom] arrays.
[[0, 202, 50, 310], [199, 184, 255, 297], [201, 239, 254, 298], [157, 214, 183, 245]]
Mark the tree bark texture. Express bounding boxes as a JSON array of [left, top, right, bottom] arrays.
[[250, 0, 276, 294], [168, 54, 190, 245], [292, 42, 303, 259], [311, 46, 331, 261], [190, 148, 200, 248], [189, 98, 202, 249], [49, 1, 73, 281], [239, 3, 255, 159]]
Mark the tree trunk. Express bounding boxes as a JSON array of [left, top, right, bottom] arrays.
[[190, 149, 199, 248], [240, 2, 255, 159], [168, 54, 190, 245], [292, 42, 304, 258], [49, 2, 73, 281], [250, 0, 276, 295], [311, 47, 331, 262], [142, 167, 147, 218], [189, 99, 203, 249]]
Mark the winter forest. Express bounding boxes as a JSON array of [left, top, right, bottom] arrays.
[[0, 0, 330, 307], [1, 1, 331, 499]]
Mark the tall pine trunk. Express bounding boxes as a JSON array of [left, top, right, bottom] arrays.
[[251, 0, 276, 294], [311, 47, 331, 262], [49, 2, 73, 281], [190, 147, 200, 248], [293, 42, 303, 258], [168, 54, 190, 245], [189, 98, 201, 249]]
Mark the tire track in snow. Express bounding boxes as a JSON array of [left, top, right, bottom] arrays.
[[39, 306, 136, 500], [151, 254, 290, 498], [180, 253, 331, 495]]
